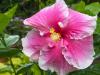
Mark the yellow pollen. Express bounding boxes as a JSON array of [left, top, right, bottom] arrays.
[[50, 28, 55, 33], [50, 28, 61, 42]]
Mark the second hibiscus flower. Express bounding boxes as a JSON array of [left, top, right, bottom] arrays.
[[22, 0, 97, 75]]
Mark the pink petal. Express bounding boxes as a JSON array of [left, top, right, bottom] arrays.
[[62, 36, 95, 69], [64, 9, 97, 39], [39, 41, 76, 75], [21, 30, 47, 61], [23, 0, 68, 32]]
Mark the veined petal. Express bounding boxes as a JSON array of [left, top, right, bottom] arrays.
[[63, 36, 95, 69], [23, 0, 68, 32], [64, 9, 97, 39], [39, 42, 76, 75], [21, 30, 47, 61]]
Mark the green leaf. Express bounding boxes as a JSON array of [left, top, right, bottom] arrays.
[[16, 63, 33, 75], [85, 2, 100, 15], [0, 65, 12, 73], [0, 14, 11, 33], [4, 35, 19, 47], [5, 4, 18, 19], [95, 18, 100, 33], [72, 1, 85, 12], [0, 34, 19, 48], [0, 48, 21, 57], [69, 63, 100, 75], [31, 64, 41, 75], [94, 34, 100, 59], [0, 4, 18, 33]]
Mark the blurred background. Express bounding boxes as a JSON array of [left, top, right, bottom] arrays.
[[0, 0, 100, 75]]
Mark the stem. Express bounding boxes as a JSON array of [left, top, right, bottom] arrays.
[[9, 57, 17, 75]]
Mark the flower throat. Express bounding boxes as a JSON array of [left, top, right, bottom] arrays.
[[50, 28, 61, 42]]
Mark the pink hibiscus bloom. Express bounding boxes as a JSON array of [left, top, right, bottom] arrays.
[[22, 0, 97, 75]]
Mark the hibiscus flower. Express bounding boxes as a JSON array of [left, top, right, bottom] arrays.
[[22, 0, 97, 75]]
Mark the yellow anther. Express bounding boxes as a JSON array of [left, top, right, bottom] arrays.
[[50, 28, 61, 42], [50, 28, 55, 33], [50, 32, 61, 42]]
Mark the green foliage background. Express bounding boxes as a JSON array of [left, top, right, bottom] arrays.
[[0, 0, 100, 75]]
